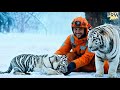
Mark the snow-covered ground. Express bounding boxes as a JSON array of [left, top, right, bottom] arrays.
[[0, 33, 120, 78]]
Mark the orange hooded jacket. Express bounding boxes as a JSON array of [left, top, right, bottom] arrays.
[[55, 34, 95, 69]]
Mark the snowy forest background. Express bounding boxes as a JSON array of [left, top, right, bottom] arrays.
[[1, 12, 120, 34], [0, 12, 86, 35]]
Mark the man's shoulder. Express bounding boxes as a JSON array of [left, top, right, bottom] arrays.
[[68, 34, 73, 37], [66, 34, 73, 39]]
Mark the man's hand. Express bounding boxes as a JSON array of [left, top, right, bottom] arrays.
[[63, 62, 76, 75]]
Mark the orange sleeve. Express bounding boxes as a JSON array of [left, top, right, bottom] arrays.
[[72, 48, 95, 69], [54, 35, 72, 55]]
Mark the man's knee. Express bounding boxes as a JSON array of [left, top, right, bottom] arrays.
[[104, 60, 109, 74]]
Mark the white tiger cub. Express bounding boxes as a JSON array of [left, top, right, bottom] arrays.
[[88, 24, 120, 78], [0, 54, 68, 75], [39, 54, 68, 75]]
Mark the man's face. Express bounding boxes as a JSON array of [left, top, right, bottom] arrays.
[[73, 27, 85, 39]]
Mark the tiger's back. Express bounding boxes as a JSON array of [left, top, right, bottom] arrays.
[[0, 54, 44, 75]]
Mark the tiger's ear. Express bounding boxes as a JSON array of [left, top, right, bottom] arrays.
[[49, 55, 59, 63], [54, 55, 61, 62], [53, 54, 63, 62]]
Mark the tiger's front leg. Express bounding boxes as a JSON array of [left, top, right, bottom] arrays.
[[108, 57, 119, 78], [95, 55, 104, 77], [42, 66, 62, 75], [13, 71, 26, 75], [45, 68, 62, 75]]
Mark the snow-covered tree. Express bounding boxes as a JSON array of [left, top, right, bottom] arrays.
[[0, 12, 14, 33]]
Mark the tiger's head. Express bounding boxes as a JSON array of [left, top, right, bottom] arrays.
[[55, 55, 68, 74], [49, 54, 68, 74], [88, 26, 106, 52], [36, 54, 68, 74]]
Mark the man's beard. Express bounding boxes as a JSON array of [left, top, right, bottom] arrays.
[[74, 33, 86, 39]]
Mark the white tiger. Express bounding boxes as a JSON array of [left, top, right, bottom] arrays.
[[0, 54, 68, 75], [88, 24, 120, 78]]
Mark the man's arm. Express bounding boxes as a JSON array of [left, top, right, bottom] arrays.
[[54, 35, 72, 55], [72, 48, 95, 69]]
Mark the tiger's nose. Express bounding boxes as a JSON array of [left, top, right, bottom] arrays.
[[88, 47, 92, 52], [88, 46, 92, 49]]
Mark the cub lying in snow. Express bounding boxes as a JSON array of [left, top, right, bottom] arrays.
[[0, 54, 68, 75]]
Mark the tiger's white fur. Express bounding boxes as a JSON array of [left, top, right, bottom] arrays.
[[0, 54, 68, 75], [88, 24, 120, 78]]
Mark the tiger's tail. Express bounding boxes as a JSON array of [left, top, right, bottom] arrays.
[[0, 63, 13, 74]]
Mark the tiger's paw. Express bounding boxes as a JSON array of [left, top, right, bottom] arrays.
[[13, 72, 26, 75], [45, 68, 62, 75], [108, 73, 118, 78], [94, 72, 104, 77]]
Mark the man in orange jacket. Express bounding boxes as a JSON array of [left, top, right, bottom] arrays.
[[54, 16, 109, 75]]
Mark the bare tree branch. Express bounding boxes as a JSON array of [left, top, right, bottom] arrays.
[[28, 13, 47, 35]]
